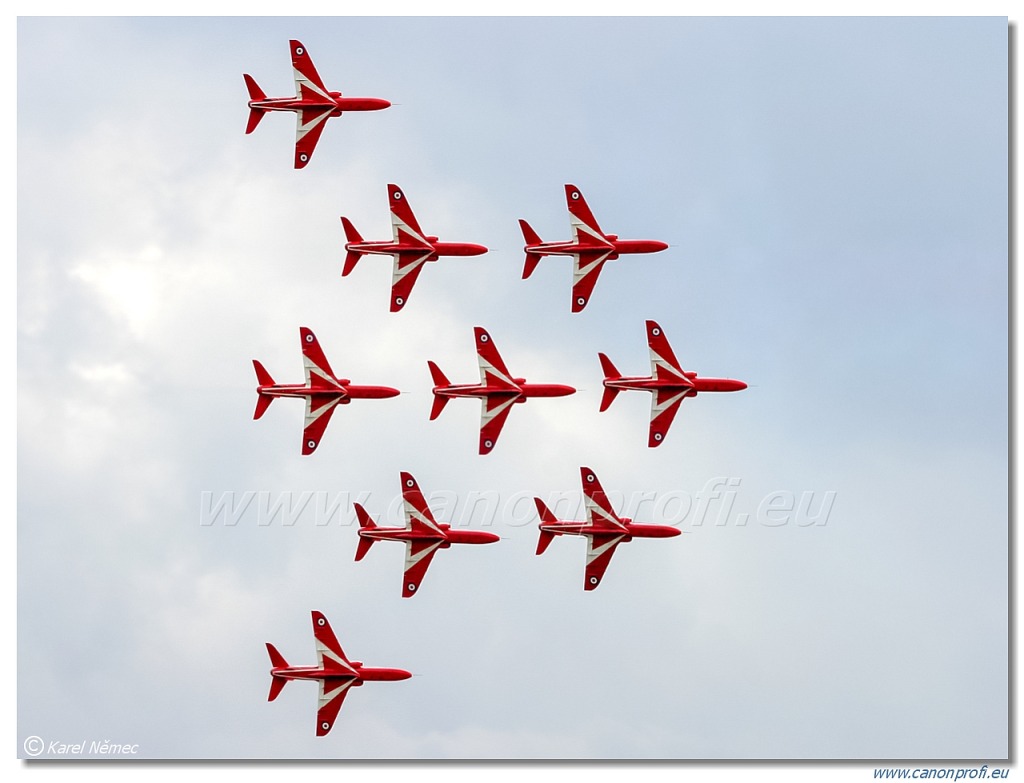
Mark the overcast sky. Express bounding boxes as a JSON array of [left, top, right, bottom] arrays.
[[17, 16, 1007, 760]]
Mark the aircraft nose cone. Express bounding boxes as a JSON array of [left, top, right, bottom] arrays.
[[653, 241, 669, 252]]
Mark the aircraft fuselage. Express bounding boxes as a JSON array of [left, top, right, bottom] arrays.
[[344, 239, 488, 259], [248, 94, 391, 114], [526, 236, 668, 260], [358, 524, 499, 547], [603, 375, 747, 394], [433, 381, 576, 401], [539, 519, 681, 541], [256, 382, 400, 401], [270, 664, 411, 683]]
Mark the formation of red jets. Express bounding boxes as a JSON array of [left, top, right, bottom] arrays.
[[246, 40, 747, 736]]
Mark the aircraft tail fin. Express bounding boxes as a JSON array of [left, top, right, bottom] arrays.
[[253, 360, 275, 419], [597, 353, 622, 412], [243, 75, 268, 134], [427, 361, 451, 420], [266, 643, 289, 701], [518, 220, 544, 279], [534, 498, 558, 555], [353, 503, 377, 561], [340, 217, 365, 276]]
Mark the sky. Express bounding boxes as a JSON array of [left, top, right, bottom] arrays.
[[16, 16, 1008, 761]]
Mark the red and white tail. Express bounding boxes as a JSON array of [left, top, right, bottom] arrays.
[[252, 360, 275, 420], [427, 361, 451, 420], [243, 75, 268, 134], [266, 642, 289, 701], [353, 503, 377, 561], [519, 219, 544, 279], [534, 498, 558, 555], [597, 353, 621, 412], [340, 217, 365, 276]]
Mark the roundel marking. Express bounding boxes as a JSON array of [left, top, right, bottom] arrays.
[[395, 296, 404, 306], [305, 333, 314, 343], [307, 440, 317, 449], [321, 721, 330, 730], [654, 432, 663, 442], [317, 617, 325, 626], [296, 46, 305, 55], [571, 191, 580, 200], [652, 327, 661, 337], [407, 583, 417, 592], [480, 333, 489, 343], [586, 473, 595, 483], [589, 576, 598, 585], [484, 439, 493, 449], [405, 478, 414, 488], [577, 297, 586, 306], [393, 190, 402, 200], [300, 154, 308, 162]]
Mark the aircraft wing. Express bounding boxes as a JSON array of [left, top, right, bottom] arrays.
[[316, 678, 357, 736], [584, 532, 627, 591], [403, 539, 445, 597], [649, 388, 693, 447], [564, 184, 611, 247], [303, 394, 343, 455], [300, 327, 342, 389], [571, 249, 614, 312], [294, 109, 332, 169], [646, 320, 691, 383], [312, 611, 357, 673], [390, 250, 433, 312], [290, 40, 330, 99], [388, 184, 431, 245], [580, 467, 627, 531], [479, 393, 520, 455], [401, 472, 444, 535], [474, 327, 519, 389]]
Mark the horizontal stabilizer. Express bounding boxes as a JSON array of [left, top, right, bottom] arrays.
[[266, 642, 289, 701], [519, 219, 542, 247], [253, 393, 273, 420], [246, 107, 266, 134], [536, 529, 555, 555], [244, 74, 267, 101], [599, 386, 620, 413], [598, 352, 620, 380], [427, 361, 452, 420], [354, 503, 376, 530], [427, 360, 450, 388], [253, 360, 275, 419], [519, 220, 544, 279], [597, 353, 621, 412], [342, 251, 362, 277], [534, 497, 558, 524], [354, 504, 377, 561], [429, 393, 450, 421], [522, 253, 543, 280], [268, 674, 287, 702], [340, 219, 365, 275]]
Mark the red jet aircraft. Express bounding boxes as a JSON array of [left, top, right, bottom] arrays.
[[535, 467, 681, 590], [253, 327, 399, 455], [266, 611, 411, 736], [354, 471, 500, 597], [341, 184, 489, 312], [599, 320, 747, 447], [428, 327, 576, 454], [519, 184, 669, 312], [244, 40, 391, 169]]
